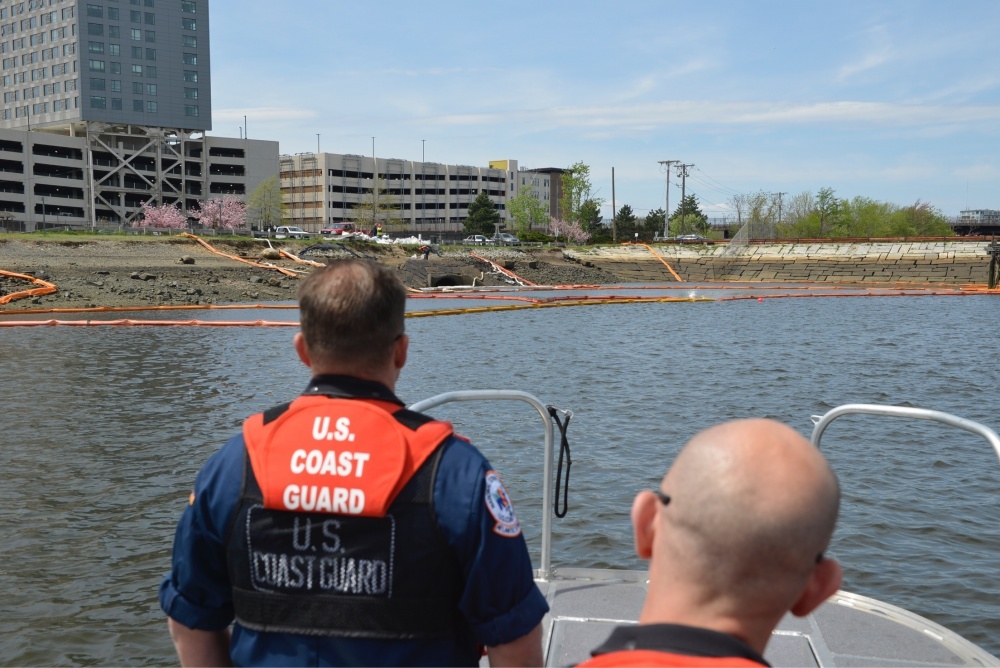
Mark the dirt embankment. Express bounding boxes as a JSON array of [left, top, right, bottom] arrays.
[[0, 237, 613, 310]]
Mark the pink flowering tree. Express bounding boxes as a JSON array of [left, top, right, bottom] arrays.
[[549, 218, 591, 244], [134, 201, 188, 229], [191, 196, 247, 230]]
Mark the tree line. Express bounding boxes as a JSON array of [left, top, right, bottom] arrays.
[[140, 165, 957, 243]]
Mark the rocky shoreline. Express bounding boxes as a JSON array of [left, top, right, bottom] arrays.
[[2, 236, 993, 311], [0, 237, 614, 310]]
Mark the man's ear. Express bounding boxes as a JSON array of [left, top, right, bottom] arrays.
[[293, 332, 312, 369], [790, 557, 843, 617], [631, 491, 659, 560], [394, 333, 409, 371]]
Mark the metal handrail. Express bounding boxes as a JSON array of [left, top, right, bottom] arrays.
[[408, 390, 557, 580], [810, 403, 1000, 463]]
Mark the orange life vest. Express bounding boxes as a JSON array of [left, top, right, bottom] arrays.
[[579, 649, 766, 667], [227, 393, 464, 638], [241, 394, 453, 517]]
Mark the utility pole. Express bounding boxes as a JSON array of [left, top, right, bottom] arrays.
[[658, 160, 679, 239], [677, 163, 694, 235], [612, 166, 617, 243]]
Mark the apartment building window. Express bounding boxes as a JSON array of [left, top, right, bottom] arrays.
[[145, 65, 155, 77], [29, 32, 44, 46], [144, 12, 153, 24], [145, 82, 155, 95], [132, 81, 141, 93], [130, 28, 140, 39], [90, 95, 105, 108], [64, 78, 76, 91], [108, 25, 119, 37], [87, 22, 102, 35], [145, 0, 154, 6], [88, 40, 104, 53], [145, 30, 154, 41], [88, 59, 104, 71], [131, 63, 141, 75], [110, 79, 120, 92], [181, 1, 196, 12], [183, 53, 197, 65], [111, 97, 121, 109], [130, 45, 141, 57], [108, 7, 119, 20], [183, 87, 196, 99], [110, 62, 120, 74], [133, 99, 142, 111], [146, 100, 155, 112], [145, 48, 154, 60], [90, 77, 104, 90], [182, 17, 195, 30], [184, 104, 198, 116], [62, 43, 75, 56], [182, 35, 196, 47], [108, 43, 119, 55], [61, 7, 74, 19], [183, 70, 197, 82], [86, 4, 103, 17], [130, 10, 139, 21]]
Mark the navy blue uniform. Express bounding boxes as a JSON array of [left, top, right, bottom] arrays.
[[160, 377, 548, 666]]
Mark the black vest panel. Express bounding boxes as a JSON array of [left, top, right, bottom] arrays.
[[226, 438, 464, 639]]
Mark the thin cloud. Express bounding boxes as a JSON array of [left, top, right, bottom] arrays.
[[419, 100, 1000, 132], [214, 107, 318, 123]]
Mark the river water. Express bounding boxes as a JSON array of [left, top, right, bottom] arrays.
[[2, 288, 999, 665]]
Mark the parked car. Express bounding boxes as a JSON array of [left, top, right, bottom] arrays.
[[320, 222, 356, 237], [462, 234, 489, 245], [491, 232, 521, 246], [274, 226, 311, 239], [676, 234, 708, 241]]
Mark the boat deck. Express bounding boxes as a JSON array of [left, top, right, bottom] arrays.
[[410, 393, 1000, 667], [539, 567, 998, 667]]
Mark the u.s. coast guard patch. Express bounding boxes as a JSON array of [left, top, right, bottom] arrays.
[[484, 470, 521, 538]]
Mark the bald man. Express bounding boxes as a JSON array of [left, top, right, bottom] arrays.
[[581, 419, 842, 667]]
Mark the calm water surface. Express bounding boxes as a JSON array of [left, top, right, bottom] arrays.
[[2, 291, 999, 665]]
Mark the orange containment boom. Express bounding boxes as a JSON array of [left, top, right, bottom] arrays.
[[0, 269, 57, 305], [180, 232, 303, 278]]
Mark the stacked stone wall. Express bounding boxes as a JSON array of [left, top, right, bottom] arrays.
[[569, 241, 990, 285]]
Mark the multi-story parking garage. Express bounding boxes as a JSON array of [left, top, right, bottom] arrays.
[[280, 153, 562, 236], [0, 0, 277, 229]]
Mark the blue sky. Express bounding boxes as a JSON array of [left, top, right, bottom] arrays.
[[208, 1, 1000, 219]]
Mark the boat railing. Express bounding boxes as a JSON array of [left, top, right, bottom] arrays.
[[810, 403, 1000, 463], [408, 389, 559, 580]]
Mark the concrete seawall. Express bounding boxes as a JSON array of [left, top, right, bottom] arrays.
[[566, 241, 992, 284]]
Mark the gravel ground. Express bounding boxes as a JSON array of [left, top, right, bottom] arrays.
[[0, 237, 613, 310]]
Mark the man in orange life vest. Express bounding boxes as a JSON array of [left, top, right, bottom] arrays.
[[160, 259, 547, 666], [581, 419, 842, 667]]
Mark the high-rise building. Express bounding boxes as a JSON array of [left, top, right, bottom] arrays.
[[0, 0, 211, 130], [0, 0, 278, 230]]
